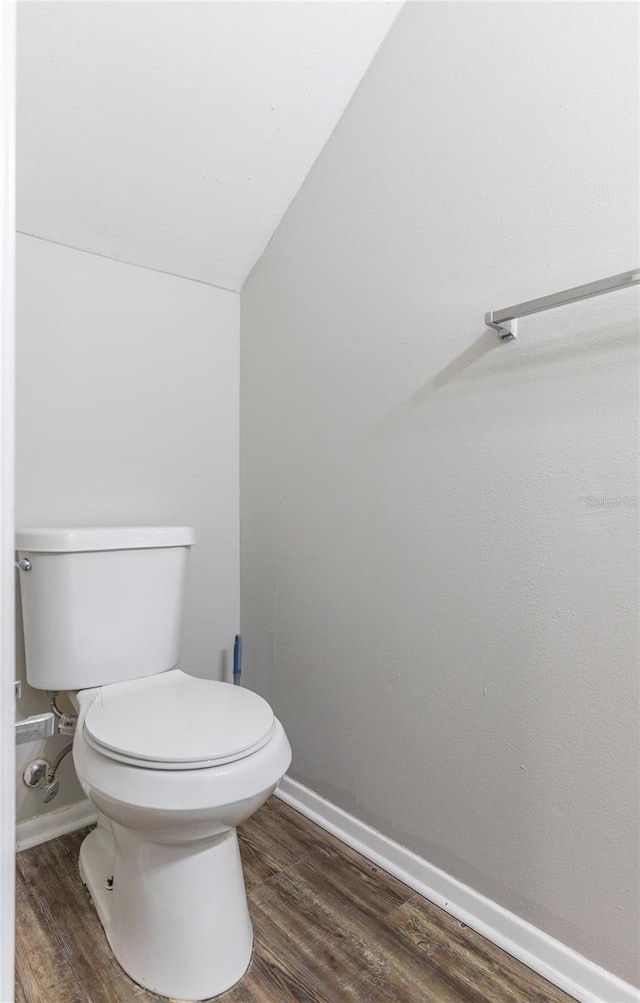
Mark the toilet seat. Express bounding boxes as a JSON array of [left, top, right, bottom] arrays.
[[82, 669, 275, 770]]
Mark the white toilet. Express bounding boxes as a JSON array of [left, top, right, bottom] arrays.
[[16, 526, 291, 1001]]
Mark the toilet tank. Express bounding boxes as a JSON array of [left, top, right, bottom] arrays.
[[16, 527, 195, 691]]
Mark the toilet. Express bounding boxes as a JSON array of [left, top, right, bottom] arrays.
[[16, 526, 291, 1001]]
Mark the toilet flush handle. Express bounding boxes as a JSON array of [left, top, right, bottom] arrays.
[[15, 557, 32, 572]]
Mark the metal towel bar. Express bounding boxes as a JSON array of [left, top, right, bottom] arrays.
[[485, 269, 640, 342]]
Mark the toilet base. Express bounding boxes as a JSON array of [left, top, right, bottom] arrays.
[[79, 820, 253, 1001]]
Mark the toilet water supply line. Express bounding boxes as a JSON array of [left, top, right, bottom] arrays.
[[41, 743, 74, 803], [37, 693, 77, 802], [233, 634, 242, 685]]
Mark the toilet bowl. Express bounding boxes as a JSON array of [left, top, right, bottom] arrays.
[[72, 672, 291, 1000], [15, 526, 292, 1001]]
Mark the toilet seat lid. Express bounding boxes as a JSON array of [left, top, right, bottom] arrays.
[[83, 669, 275, 769]]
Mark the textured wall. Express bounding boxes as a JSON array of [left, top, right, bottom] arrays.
[[16, 234, 239, 822], [241, 2, 639, 984]]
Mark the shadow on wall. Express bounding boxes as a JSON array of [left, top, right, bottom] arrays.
[[362, 318, 637, 449]]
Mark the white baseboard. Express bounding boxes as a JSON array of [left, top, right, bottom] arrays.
[[276, 776, 639, 1003], [16, 799, 97, 853]]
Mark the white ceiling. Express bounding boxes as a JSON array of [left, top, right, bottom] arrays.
[[17, 1, 400, 291]]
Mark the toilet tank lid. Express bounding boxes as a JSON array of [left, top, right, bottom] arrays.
[[15, 526, 196, 553]]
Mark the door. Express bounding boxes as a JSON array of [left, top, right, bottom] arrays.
[[0, 2, 16, 998]]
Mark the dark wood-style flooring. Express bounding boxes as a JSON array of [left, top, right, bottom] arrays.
[[16, 796, 576, 1003]]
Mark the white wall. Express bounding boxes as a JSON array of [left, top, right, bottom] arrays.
[[16, 234, 239, 822], [241, 1, 639, 987]]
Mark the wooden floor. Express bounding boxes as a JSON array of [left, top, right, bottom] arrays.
[[16, 796, 576, 1003]]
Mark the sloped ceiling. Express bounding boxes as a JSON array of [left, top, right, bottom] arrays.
[[17, 1, 401, 291]]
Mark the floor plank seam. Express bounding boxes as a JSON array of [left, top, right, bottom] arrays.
[[16, 798, 578, 1003]]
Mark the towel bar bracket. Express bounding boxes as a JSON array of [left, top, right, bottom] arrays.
[[485, 314, 517, 342]]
